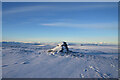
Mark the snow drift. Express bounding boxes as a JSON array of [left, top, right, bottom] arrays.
[[2, 42, 118, 78]]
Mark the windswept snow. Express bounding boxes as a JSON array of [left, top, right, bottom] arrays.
[[2, 42, 118, 78]]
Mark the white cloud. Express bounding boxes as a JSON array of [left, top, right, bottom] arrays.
[[3, 3, 117, 14], [41, 23, 57, 26], [40, 22, 117, 30], [3, 5, 51, 14]]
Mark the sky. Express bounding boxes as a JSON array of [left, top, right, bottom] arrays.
[[2, 2, 118, 44]]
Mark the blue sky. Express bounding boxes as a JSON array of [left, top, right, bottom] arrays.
[[2, 2, 118, 44]]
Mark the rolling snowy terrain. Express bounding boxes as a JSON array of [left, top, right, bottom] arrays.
[[2, 42, 118, 78]]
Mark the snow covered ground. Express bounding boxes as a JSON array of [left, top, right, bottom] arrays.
[[2, 42, 118, 78]]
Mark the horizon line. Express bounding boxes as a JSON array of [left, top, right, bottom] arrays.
[[1, 40, 118, 45]]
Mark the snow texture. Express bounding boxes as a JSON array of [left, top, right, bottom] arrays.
[[2, 42, 118, 78]]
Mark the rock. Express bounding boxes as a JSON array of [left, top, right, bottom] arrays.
[[48, 42, 69, 54]]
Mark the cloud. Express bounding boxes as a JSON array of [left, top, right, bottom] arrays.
[[41, 23, 57, 26], [3, 3, 117, 14], [40, 22, 117, 30], [3, 5, 51, 14]]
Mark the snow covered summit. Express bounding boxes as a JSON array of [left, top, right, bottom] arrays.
[[48, 42, 69, 55], [2, 42, 118, 78]]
